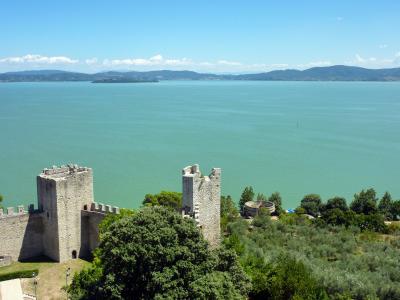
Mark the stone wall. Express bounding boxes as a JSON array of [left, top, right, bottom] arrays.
[[1, 164, 123, 263], [81, 211, 107, 258], [37, 176, 60, 261], [37, 165, 94, 262], [0, 212, 43, 261], [182, 164, 221, 248]]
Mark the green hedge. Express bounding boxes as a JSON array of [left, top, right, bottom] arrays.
[[0, 269, 39, 281]]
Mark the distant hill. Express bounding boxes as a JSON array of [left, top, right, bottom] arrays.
[[0, 70, 93, 82], [1, 65, 400, 82], [235, 65, 400, 81]]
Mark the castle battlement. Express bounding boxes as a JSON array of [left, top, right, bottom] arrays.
[[0, 204, 39, 218], [0, 205, 26, 218], [183, 164, 221, 183], [182, 164, 201, 176], [0, 163, 221, 263], [39, 164, 91, 179], [88, 202, 120, 214]]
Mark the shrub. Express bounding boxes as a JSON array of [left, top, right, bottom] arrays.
[[225, 215, 400, 299], [0, 269, 39, 281]]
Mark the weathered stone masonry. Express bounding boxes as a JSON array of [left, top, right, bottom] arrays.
[[0, 164, 119, 262], [0, 210, 43, 261], [1, 163, 221, 262], [182, 164, 221, 248]]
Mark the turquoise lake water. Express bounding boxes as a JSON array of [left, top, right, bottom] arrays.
[[1, 81, 399, 209]]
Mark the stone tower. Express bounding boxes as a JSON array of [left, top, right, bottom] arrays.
[[182, 164, 221, 248], [37, 164, 93, 262]]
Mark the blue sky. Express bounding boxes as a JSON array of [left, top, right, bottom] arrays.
[[1, 0, 400, 73]]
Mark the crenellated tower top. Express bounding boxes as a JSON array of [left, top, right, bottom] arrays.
[[39, 164, 91, 179]]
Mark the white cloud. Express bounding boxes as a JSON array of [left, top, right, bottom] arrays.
[[150, 54, 163, 62], [336, 17, 344, 21], [355, 54, 365, 63], [349, 53, 400, 68], [269, 63, 289, 68], [85, 57, 98, 65], [355, 54, 377, 64], [105, 58, 150, 66], [0, 54, 78, 64], [103, 54, 192, 67], [199, 62, 214, 67], [165, 58, 191, 66], [379, 44, 388, 49], [2, 51, 399, 73], [217, 60, 242, 66], [296, 61, 333, 68]]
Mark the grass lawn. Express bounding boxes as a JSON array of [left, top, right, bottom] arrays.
[[0, 258, 90, 300]]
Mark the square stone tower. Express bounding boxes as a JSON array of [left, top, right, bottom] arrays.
[[37, 164, 93, 262], [182, 164, 221, 248]]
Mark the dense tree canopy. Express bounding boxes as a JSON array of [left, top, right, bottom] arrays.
[[98, 208, 135, 236], [142, 191, 182, 210], [391, 200, 400, 220], [68, 187, 400, 300], [225, 213, 400, 300], [324, 196, 348, 211], [69, 206, 250, 299], [300, 194, 322, 217], [377, 192, 400, 221], [350, 188, 378, 215]]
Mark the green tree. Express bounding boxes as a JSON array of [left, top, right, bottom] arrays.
[[325, 197, 348, 211], [300, 194, 322, 217], [239, 186, 254, 211], [0, 194, 3, 209], [295, 206, 306, 215], [267, 255, 327, 300], [244, 255, 327, 300], [321, 208, 347, 226], [390, 200, 400, 220], [69, 206, 250, 299], [378, 192, 393, 220], [223, 234, 245, 256], [142, 191, 182, 210], [321, 209, 358, 227], [98, 208, 135, 236], [68, 261, 103, 299], [256, 193, 267, 202], [268, 192, 283, 215], [221, 195, 239, 231], [350, 188, 378, 215], [356, 213, 387, 233], [221, 195, 238, 218]]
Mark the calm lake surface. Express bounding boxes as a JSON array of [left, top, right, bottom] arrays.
[[1, 81, 400, 209]]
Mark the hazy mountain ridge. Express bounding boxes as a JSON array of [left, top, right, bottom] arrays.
[[1, 65, 400, 82]]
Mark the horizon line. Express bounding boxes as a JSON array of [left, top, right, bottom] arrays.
[[2, 64, 400, 75]]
